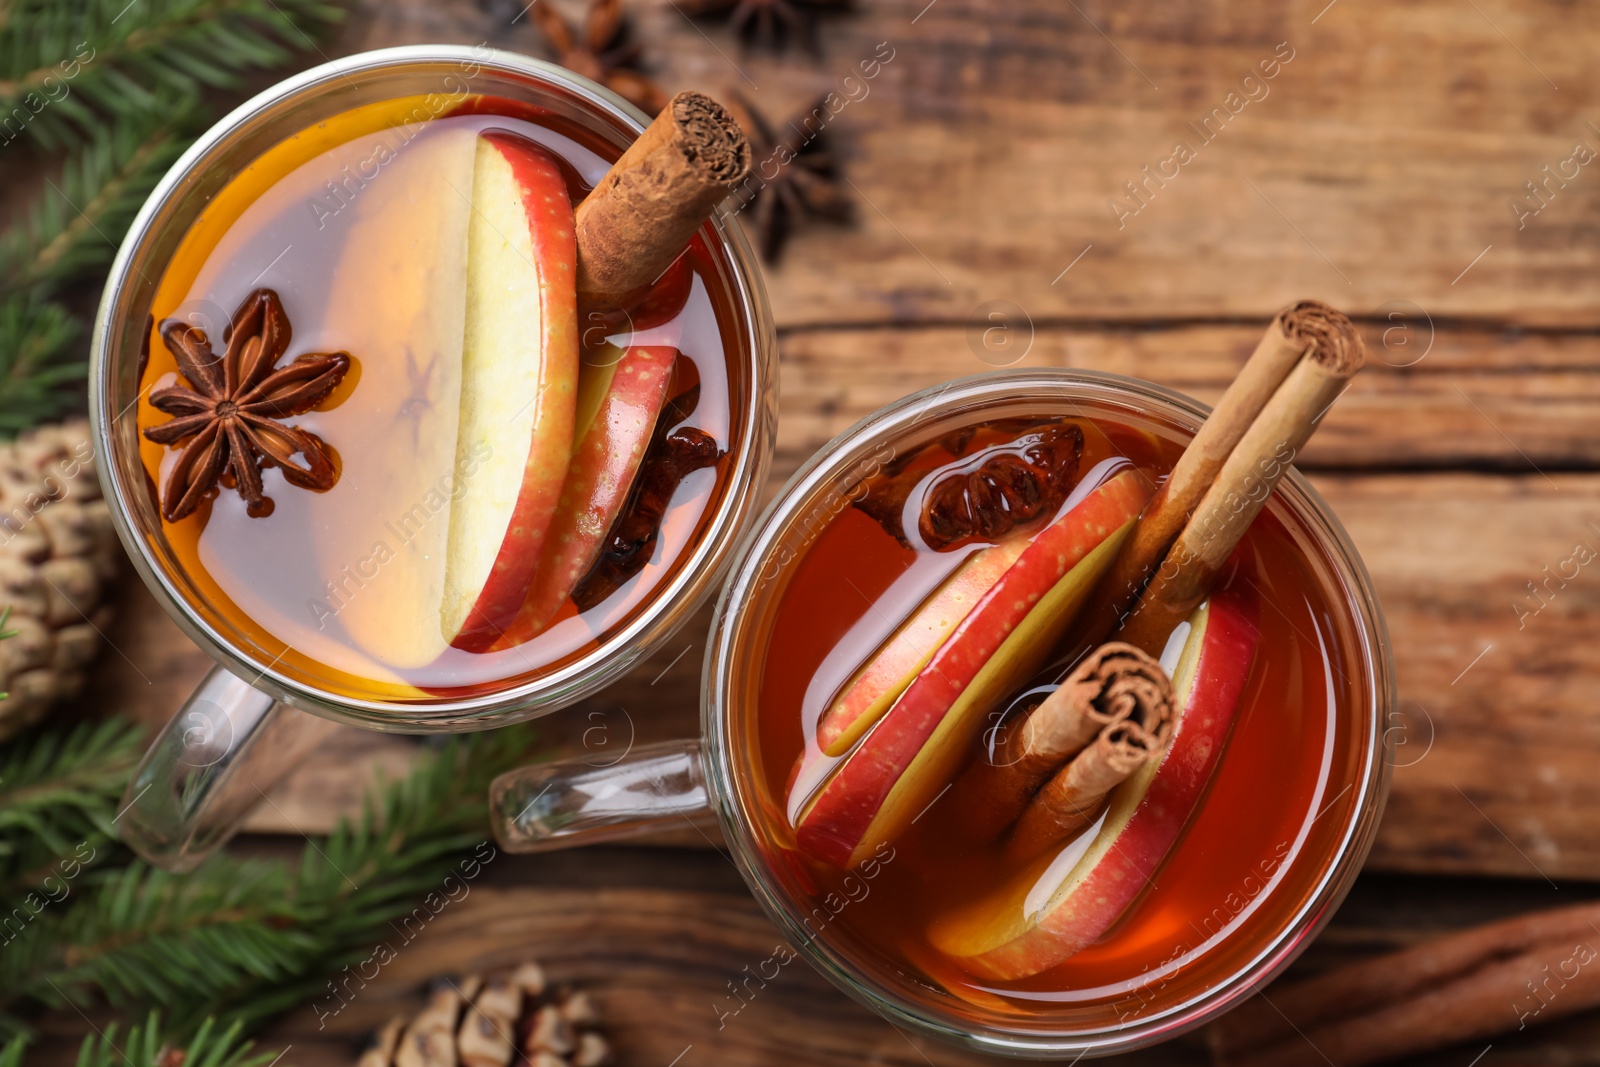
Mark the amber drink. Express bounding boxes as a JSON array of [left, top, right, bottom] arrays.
[[699, 371, 1390, 1053], [134, 90, 751, 702]]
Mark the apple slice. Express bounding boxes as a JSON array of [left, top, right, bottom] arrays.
[[927, 580, 1262, 981], [502, 344, 677, 639], [794, 470, 1151, 868], [443, 132, 580, 651], [319, 125, 477, 669], [816, 540, 1031, 757]]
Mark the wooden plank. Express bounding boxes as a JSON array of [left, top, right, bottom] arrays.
[[248, 877, 1206, 1067], [773, 324, 1600, 478], [21, 857, 1600, 1067], [244, 868, 1600, 1067], [337, 0, 1600, 327], [1315, 472, 1600, 882], [234, 868, 1600, 1067]]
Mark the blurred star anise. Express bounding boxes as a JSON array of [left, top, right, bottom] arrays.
[[534, 0, 668, 116], [725, 93, 852, 262], [143, 288, 350, 522], [677, 0, 847, 54]]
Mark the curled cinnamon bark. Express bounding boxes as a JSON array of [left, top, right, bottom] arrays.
[[1081, 300, 1364, 650], [1007, 718, 1166, 861], [952, 643, 1173, 844], [576, 91, 751, 308], [1210, 900, 1600, 1067], [1117, 302, 1366, 653]]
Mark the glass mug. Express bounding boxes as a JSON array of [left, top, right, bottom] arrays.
[[89, 46, 777, 872], [490, 370, 1394, 1057]]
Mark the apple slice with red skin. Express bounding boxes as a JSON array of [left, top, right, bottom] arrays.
[[794, 469, 1152, 869], [927, 579, 1262, 981], [815, 539, 1031, 757], [444, 132, 579, 652], [493, 344, 676, 644]]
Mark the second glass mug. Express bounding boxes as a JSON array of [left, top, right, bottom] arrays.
[[89, 46, 778, 871], [491, 370, 1395, 1057]]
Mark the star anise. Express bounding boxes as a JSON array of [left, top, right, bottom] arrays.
[[725, 93, 852, 263], [533, 0, 668, 117], [677, 0, 847, 54], [142, 288, 350, 523]]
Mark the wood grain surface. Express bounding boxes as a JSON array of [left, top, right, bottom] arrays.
[[52, 0, 1600, 1061], [231, 863, 1597, 1067]]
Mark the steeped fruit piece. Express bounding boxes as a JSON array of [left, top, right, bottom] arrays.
[[793, 470, 1152, 868], [320, 126, 476, 670], [927, 580, 1262, 980], [500, 345, 677, 641], [443, 132, 580, 652], [816, 541, 1030, 757]]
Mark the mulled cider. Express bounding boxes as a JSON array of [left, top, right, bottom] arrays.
[[135, 89, 755, 702], [726, 311, 1383, 1039]]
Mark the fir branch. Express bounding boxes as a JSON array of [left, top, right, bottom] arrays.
[[0, 293, 86, 433], [0, 0, 345, 150], [62, 1013, 277, 1067], [0, 97, 200, 293], [0, 718, 141, 896], [5, 725, 541, 1039], [0, 1031, 24, 1067], [0, 718, 140, 1039]]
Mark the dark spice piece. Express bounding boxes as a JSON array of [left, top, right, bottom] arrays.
[[571, 386, 721, 609], [533, 0, 667, 116], [677, 0, 847, 54], [142, 288, 350, 522], [855, 422, 1084, 551], [724, 93, 851, 263]]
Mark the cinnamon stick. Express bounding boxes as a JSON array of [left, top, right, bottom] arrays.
[[1007, 718, 1168, 860], [1070, 301, 1362, 654], [951, 643, 1173, 844], [1117, 304, 1365, 653], [575, 91, 751, 309], [1211, 900, 1600, 1067]]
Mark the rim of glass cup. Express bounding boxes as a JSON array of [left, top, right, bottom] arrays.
[[702, 369, 1394, 1058], [88, 45, 777, 730]]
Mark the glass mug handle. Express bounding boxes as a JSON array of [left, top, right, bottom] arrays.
[[118, 664, 338, 872], [490, 740, 717, 852]]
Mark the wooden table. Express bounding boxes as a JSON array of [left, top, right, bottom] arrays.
[[78, 0, 1600, 1062]]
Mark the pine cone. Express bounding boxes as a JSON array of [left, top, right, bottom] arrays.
[[0, 419, 121, 741], [360, 961, 611, 1067]]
